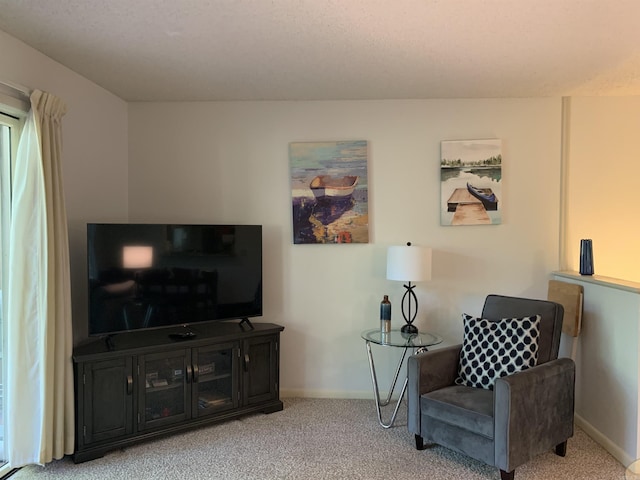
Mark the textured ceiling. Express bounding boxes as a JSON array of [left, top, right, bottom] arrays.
[[1, 0, 640, 102]]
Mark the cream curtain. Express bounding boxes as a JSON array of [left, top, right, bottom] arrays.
[[6, 90, 74, 466]]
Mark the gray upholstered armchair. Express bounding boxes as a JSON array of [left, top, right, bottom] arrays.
[[407, 294, 575, 480]]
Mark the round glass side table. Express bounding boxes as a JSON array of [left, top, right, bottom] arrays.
[[361, 328, 442, 428]]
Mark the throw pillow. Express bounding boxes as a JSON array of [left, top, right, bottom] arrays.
[[455, 313, 541, 390]]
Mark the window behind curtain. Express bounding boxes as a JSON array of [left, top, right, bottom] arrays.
[[0, 109, 25, 473]]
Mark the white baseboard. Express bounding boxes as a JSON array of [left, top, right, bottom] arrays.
[[575, 413, 634, 468], [280, 389, 373, 400]]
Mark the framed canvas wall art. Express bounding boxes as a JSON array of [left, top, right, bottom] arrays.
[[289, 140, 369, 244], [440, 139, 502, 226]]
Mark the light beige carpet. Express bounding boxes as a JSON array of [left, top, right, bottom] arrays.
[[11, 398, 626, 479]]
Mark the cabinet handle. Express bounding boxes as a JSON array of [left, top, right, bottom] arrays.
[[193, 364, 199, 383], [186, 365, 192, 383], [126, 375, 133, 395], [244, 354, 250, 373]]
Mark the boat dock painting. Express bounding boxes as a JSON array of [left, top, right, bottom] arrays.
[[440, 139, 502, 226], [290, 141, 369, 244]]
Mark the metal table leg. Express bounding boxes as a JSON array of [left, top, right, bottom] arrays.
[[365, 340, 410, 429]]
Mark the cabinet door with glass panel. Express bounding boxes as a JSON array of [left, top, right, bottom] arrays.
[[192, 342, 239, 417], [138, 349, 190, 430]]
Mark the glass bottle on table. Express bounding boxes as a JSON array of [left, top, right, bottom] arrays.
[[380, 295, 391, 333]]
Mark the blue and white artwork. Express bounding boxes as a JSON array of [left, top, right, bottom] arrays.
[[440, 139, 502, 226], [290, 140, 369, 244]]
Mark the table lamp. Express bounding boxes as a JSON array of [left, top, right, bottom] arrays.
[[386, 242, 432, 334]]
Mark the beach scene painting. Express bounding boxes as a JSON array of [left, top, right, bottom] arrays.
[[290, 140, 369, 244], [440, 139, 502, 226]]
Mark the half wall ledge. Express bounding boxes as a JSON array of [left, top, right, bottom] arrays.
[[552, 270, 640, 469], [553, 270, 640, 294]]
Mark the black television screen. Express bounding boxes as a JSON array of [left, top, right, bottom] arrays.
[[87, 223, 262, 336]]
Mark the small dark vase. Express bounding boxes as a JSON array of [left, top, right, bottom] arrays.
[[579, 239, 594, 276], [380, 295, 391, 333]]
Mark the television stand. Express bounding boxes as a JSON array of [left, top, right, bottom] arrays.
[[168, 330, 197, 340], [73, 321, 284, 463]]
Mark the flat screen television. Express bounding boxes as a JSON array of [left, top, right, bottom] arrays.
[[87, 223, 262, 336]]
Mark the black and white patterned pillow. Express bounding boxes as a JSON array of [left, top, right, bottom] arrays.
[[455, 313, 541, 390]]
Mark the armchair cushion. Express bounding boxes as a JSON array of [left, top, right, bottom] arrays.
[[455, 314, 541, 390], [422, 385, 494, 438]]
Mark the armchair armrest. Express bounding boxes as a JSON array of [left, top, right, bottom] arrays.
[[407, 344, 461, 435], [494, 357, 575, 473]]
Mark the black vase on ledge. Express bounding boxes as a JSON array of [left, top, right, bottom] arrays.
[[579, 239, 594, 276]]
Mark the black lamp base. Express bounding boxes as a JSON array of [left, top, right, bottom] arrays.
[[401, 323, 418, 334]]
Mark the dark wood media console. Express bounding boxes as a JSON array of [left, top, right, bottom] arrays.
[[73, 321, 284, 463]]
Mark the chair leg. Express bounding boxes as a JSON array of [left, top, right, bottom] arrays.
[[500, 469, 515, 480], [555, 441, 567, 457], [415, 434, 425, 450]]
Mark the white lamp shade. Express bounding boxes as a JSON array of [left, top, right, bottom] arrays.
[[123, 246, 154, 269], [386, 245, 432, 282]]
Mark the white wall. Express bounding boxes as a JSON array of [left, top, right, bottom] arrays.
[[565, 97, 640, 282], [560, 97, 640, 467], [0, 29, 130, 342], [129, 98, 563, 397], [554, 271, 640, 468]]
